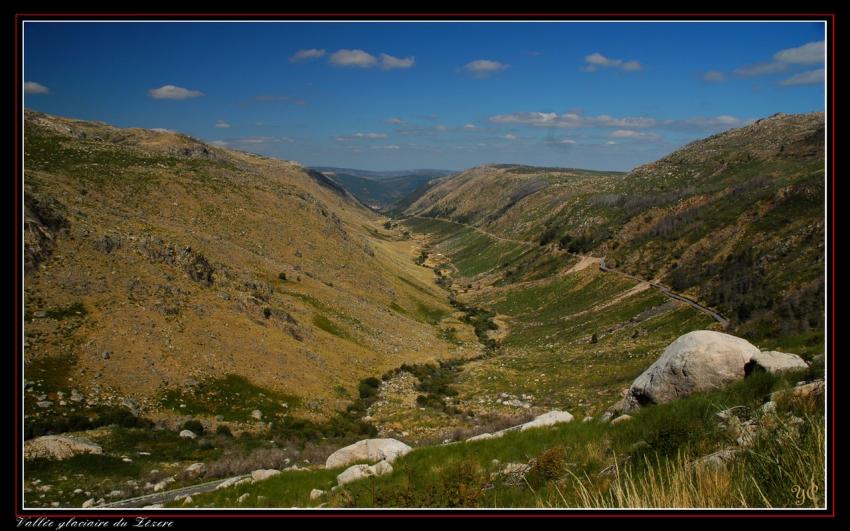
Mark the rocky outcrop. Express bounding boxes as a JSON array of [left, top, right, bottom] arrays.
[[746, 351, 809, 374], [325, 438, 411, 469], [137, 236, 214, 286], [24, 194, 69, 275], [622, 331, 760, 411], [24, 435, 102, 461]]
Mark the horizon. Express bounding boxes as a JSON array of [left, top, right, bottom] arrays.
[[23, 21, 825, 172]]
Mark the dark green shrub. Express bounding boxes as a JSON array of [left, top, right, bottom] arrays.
[[215, 425, 232, 437], [278, 272, 287, 281], [181, 419, 205, 435]]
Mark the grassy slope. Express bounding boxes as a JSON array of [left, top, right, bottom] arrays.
[[181, 367, 824, 508]]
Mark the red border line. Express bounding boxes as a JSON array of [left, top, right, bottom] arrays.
[[14, 13, 837, 519]]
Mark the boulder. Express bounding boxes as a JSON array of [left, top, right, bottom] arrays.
[[325, 438, 412, 469], [611, 414, 633, 425], [336, 464, 374, 486], [179, 430, 197, 439], [519, 410, 574, 431], [82, 498, 95, 508], [310, 489, 325, 500], [24, 435, 103, 461], [251, 469, 281, 482], [250, 409, 263, 420], [371, 460, 393, 476], [185, 462, 206, 476], [747, 351, 809, 374], [624, 331, 760, 410]]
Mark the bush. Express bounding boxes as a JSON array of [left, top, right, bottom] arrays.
[[278, 272, 287, 281], [215, 425, 233, 437], [181, 419, 205, 435]]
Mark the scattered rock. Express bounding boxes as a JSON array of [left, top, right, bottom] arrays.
[[101, 351, 111, 360], [251, 409, 262, 421], [237, 493, 250, 504], [36, 401, 53, 409], [325, 438, 412, 469], [611, 414, 633, 425], [153, 477, 175, 492], [185, 462, 206, 476], [182, 496, 193, 505], [251, 469, 281, 482], [519, 410, 574, 431], [82, 498, 95, 508], [310, 489, 325, 500], [179, 430, 197, 439], [466, 432, 498, 442], [336, 464, 374, 486], [24, 435, 103, 460]]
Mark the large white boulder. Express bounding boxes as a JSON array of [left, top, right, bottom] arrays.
[[325, 438, 411, 469], [625, 331, 760, 410], [179, 430, 197, 439], [24, 435, 103, 461], [519, 410, 574, 431], [747, 351, 809, 374]]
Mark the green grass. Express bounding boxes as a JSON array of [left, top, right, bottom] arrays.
[[182, 368, 824, 508], [159, 374, 299, 421]]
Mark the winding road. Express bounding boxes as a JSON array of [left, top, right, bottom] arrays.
[[100, 474, 251, 508], [405, 215, 730, 328]]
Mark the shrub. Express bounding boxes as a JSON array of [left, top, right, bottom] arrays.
[[278, 272, 287, 281], [215, 425, 233, 437], [181, 419, 205, 435]]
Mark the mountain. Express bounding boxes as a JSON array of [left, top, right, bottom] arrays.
[[310, 167, 455, 210], [402, 112, 825, 350], [23, 110, 476, 429], [21, 111, 825, 510]]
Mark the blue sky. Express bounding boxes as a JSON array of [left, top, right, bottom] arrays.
[[23, 21, 825, 171]]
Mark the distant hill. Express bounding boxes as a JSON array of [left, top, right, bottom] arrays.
[[403, 112, 825, 346], [310, 167, 455, 210]]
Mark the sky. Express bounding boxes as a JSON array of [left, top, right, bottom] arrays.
[[23, 21, 826, 172]]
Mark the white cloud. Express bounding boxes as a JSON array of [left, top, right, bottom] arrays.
[[215, 120, 231, 128], [606, 141, 616, 145], [735, 41, 824, 79], [329, 49, 378, 68], [336, 132, 388, 141], [734, 61, 789, 77], [584, 53, 642, 72], [773, 41, 824, 65], [489, 111, 655, 129], [702, 71, 726, 83], [380, 53, 415, 70], [236, 136, 294, 145], [290, 48, 326, 62], [385, 117, 406, 125], [779, 68, 825, 86], [660, 115, 746, 131], [149, 85, 204, 100], [434, 125, 448, 132], [463, 59, 509, 78], [502, 134, 517, 140], [548, 139, 576, 145], [463, 124, 478, 130], [610, 130, 660, 141], [376, 145, 400, 150], [209, 140, 229, 147], [24, 81, 49, 94]]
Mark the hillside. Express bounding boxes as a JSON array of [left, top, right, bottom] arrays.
[[23, 110, 481, 433], [403, 113, 825, 349], [310, 167, 455, 211]]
